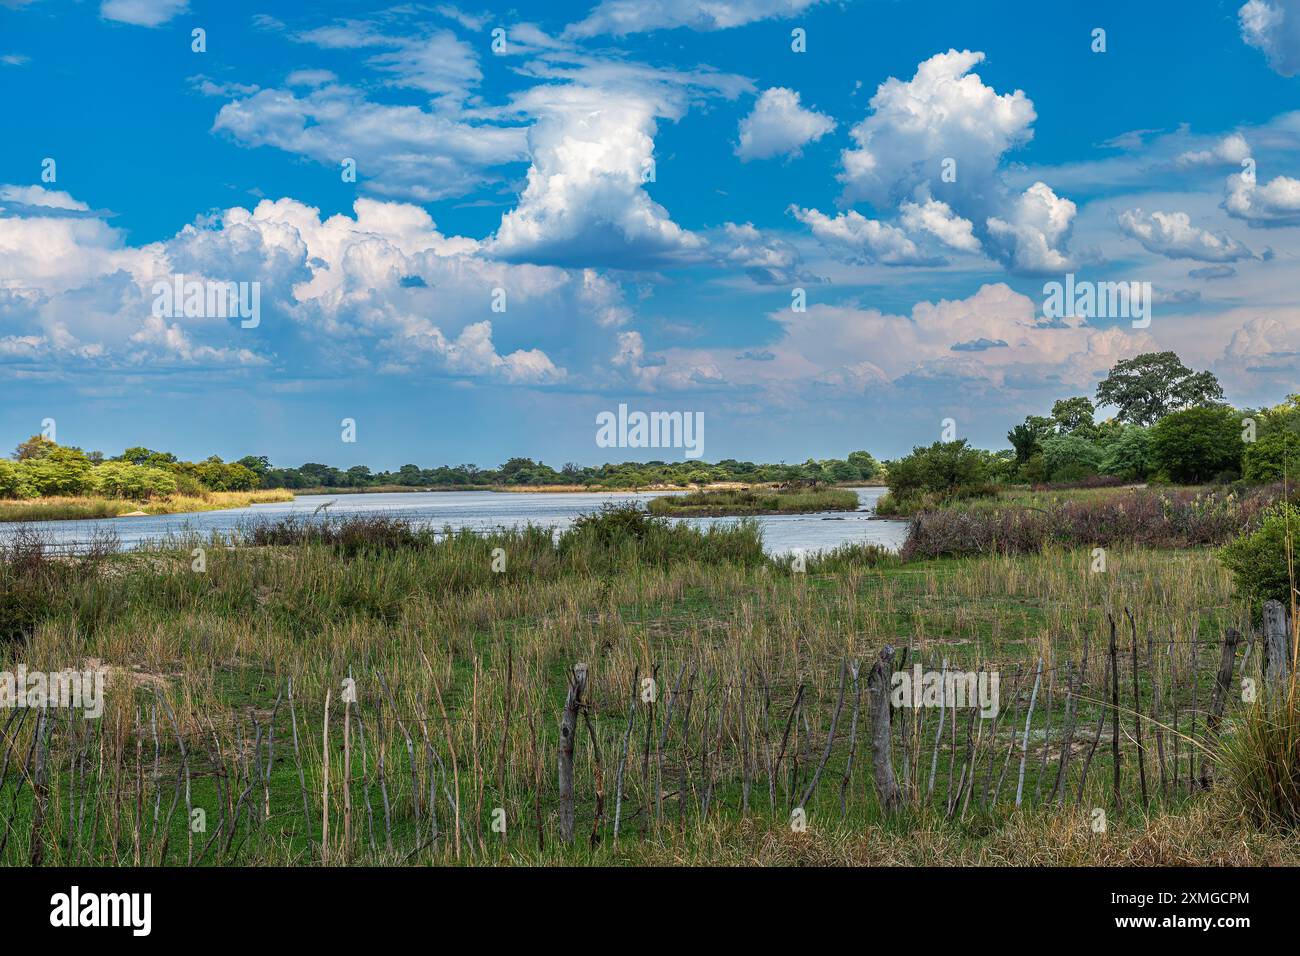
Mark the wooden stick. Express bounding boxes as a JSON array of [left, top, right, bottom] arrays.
[[1014, 658, 1042, 808], [557, 663, 587, 844], [1126, 610, 1148, 807], [321, 688, 331, 865], [1199, 628, 1241, 789], [613, 667, 638, 845], [866, 647, 901, 813]]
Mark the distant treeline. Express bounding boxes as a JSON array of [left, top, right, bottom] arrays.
[[259, 451, 882, 490], [1, 434, 882, 499]]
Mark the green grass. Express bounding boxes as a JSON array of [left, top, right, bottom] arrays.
[[0, 507, 1283, 866]]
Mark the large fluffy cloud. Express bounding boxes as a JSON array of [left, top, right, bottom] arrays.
[[488, 61, 748, 266], [1117, 209, 1254, 261], [1223, 168, 1300, 224], [0, 187, 604, 384], [839, 50, 1036, 209], [984, 182, 1077, 273], [798, 50, 1076, 274], [1239, 0, 1300, 76], [735, 88, 835, 162]]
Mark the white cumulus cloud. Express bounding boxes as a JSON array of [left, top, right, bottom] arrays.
[[1239, 0, 1300, 76], [735, 88, 835, 162], [1117, 209, 1254, 262]]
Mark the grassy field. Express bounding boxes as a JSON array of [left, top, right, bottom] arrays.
[[0, 500, 1292, 867], [647, 485, 859, 517], [0, 490, 294, 523]]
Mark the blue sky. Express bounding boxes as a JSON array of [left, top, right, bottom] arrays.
[[2, 0, 1299, 470]]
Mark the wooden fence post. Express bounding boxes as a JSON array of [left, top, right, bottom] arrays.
[[1108, 614, 1122, 811], [558, 663, 588, 844], [866, 646, 901, 813], [1199, 628, 1241, 790], [1262, 600, 1290, 696]]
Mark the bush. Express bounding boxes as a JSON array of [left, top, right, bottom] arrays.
[[902, 485, 1286, 560], [886, 440, 990, 502], [1099, 425, 1153, 481], [1039, 434, 1103, 482], [1149, 405, 1244, 483], [1218, 503, 1298, 607], [249, 514, 433, 556], [1243, 429, 1300, 483]]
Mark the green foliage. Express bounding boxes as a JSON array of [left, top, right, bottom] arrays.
[[1039, 434, 1104, 482], [647, 486, 858, 516], [21, 446, 94, 496], [88, 461, 178, 499], [885, 440, 991, 503], [1243, 428, 1300, 483], [1050, 396, 1096, 436], [1218, 503, 1298, 607], [13, 434, 57, 461], [1094, 351, 1224, 426], [1099, 426, 1153, 481], [1149, 405, 1244, 483], [1007, 415, 1053, 464], [0, 460, 37, 499]]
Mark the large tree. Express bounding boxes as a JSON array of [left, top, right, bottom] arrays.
[[1095, 351, 1224, 426]]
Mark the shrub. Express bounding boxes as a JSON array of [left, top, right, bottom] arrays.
[[902, 485, 1285, 560], [1218, 503, 1298, 607], [248, 514, 433, 555], [1099, 425, 1153, 481], [1220, 696, 1300, 829], [886, 440, 989, 501], [1243, 429, 1300, 483], [0, 525, 115, 646], [1039, 434, 1103, 482]]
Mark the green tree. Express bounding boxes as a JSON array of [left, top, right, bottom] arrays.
[[846, 450, 879, 479], [1007, 415, 1054, 464], [1099, 426, 1153, 481], [1039, 434, 1104, 481], [1149, 406, 1244, 483], [886, 440, 989, 498], [13, 434, 57, 461], [90, 461, 177, 499], [1219, 504, 1299, 606], [1095, 351, 1224, 426], [120, 446, 178, 468], [0, 460, 36, 499], [1051, 396, 1096, 435], [1243, 429, 1300, 482]]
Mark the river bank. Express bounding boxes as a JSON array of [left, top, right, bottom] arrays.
[[0, 489, 294, 523]]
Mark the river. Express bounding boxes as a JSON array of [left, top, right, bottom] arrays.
[[1, 486, 910, 556]]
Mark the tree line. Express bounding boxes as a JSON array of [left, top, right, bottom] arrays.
[[0, 434, 883, 500], [884, 351, 1299, 509]]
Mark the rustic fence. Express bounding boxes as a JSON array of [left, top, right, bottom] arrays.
[[0, 601, 1292, 865]]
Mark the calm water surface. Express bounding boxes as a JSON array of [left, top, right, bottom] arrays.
[[2, 487, 909, 556]]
